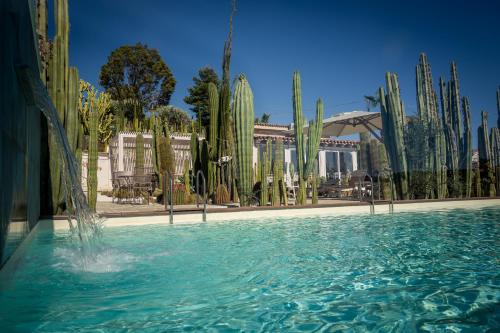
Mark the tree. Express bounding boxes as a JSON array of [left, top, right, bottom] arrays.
[[255, 113, 271, 124], [99, 43, 176, 119], [155, 105, 191, 133], [364, 93, 380, 111], [183, 67, 220, 128]]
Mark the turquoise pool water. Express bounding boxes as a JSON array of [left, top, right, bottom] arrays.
[[1, 207, 499, 332]]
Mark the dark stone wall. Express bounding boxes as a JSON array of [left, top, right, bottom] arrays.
[[0, 0, 41, 267]]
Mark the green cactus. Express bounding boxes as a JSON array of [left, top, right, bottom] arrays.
[[260, 141, 271, 206], [478, 112, 496, 197], [45, 0, 81, 214], [183, 159, 191, 195], [292, 72, 306, 204], [233, 74, 255, 206], [159, 134, 175, 177], [497, 87, 500, 129], [490, 127, 500, 194], [207, 82, 219, 195], [311, 162, 319, 205], [359, 132, 372, 173], [379, 72, 409, 200], [439, 76, 460, 197], [190, 132, 200, 177], [292, 72, 324, 205], [135, 133, 144, 175], [461, 97, 473, 197], [473, 166, 482, 198], [272, 138, 285, 206], [87, 99, 98, 212], [416, 53, 446, 199]]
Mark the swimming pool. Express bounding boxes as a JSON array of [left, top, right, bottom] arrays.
[[1, 206, 499, 332]]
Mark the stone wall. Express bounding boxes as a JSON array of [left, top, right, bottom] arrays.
[[0, 0, 41, 267]]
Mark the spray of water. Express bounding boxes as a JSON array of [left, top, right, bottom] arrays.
[[16, 66, 103, 252]]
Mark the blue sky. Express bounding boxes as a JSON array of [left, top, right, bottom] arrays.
[[58, 0, 500, 142]]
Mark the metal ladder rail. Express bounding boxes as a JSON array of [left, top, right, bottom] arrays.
[[164, 171, 174, 224], [196, 170, 207, 222]]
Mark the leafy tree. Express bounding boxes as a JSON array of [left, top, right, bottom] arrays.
[[255, 113, 271, 124], [183, 67, 220, 127], [364, 93, 381, 111], [155, 105, 191, 133], [99, 43, 176, 119]]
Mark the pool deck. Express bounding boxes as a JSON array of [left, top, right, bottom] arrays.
[[40, 197, 500, 230]]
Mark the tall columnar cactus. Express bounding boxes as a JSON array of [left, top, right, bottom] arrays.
[[217, 2, 236, 199], [461, 97, 473, 197], [448, 62, 463, 157], [190, 132, 200, 177], [233, 74, 255, 206], [439, 77, 460, 197], [260, 142, 271, 206], [87, 99, 98, 212], [135, 133, 144, 175], [490, 128, 500, 194], [292, 72, 324, 205], [478, 112, 496, 197], [359, 132, 372, 173], [497, 87, 500, 129], [207, 82, 219, 195], [272, 138, 285, 206], [292, 72, 306, 203], [183, 159, 191, 195], [45, 0, 81, 214], [379, 72, 409, 200], [416, 53, 445, 199]]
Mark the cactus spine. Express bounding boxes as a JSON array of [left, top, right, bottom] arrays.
[[87, 98, 98, 211], [233, 74, 255, 206], [461, 97, 473, 197], [478, 112, 496, 196], [190, 132, 200, 177], [379, 73, 409, 200], [135, 133, 144, 174]]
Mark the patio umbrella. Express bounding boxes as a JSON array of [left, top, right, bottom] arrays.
[[321, 111, 382, 141]]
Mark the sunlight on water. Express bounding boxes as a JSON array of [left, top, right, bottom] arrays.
[[1, 207, 499, 332]]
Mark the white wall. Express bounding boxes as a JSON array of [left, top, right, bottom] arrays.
[[81, 152, 113, 192]]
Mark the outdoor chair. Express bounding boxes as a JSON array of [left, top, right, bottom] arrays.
[[132, 173, 152, 204]]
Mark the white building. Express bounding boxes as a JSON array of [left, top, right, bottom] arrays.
[[106, 124, 359, 187]]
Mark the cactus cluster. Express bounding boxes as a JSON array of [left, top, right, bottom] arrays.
[[41, 0, 81, 214], [292, 72, 324, 205], [233, 75, 255, 206], [379, 55, 483, 200]]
